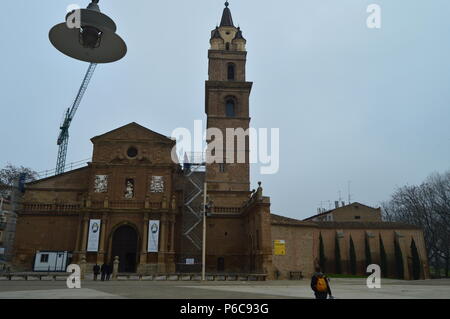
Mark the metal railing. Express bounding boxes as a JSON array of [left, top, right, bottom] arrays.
[[34, 158, 91, 180]]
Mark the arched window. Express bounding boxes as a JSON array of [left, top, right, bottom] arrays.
[[225, 99, 236, 117], [227, 63, 235, 81]]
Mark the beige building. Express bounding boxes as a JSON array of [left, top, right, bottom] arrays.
[[304, 202, 382, 222]]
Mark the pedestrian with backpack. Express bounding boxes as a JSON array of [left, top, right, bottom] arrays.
[[311, 267, 333, 299]]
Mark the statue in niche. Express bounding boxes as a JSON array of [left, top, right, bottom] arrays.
[[124, 179, 135, 199], [150, 176, 164, 193], [94, 175, 108, 193]]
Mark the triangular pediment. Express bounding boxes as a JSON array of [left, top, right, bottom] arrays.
[[90, 122, 174, 144]]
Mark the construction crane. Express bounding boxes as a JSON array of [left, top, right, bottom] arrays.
[[56, 63, 97, 175]]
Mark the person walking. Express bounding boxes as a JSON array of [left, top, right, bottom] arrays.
[[100, 263, 107, 281], [93, 264, 100, 281], [311, 267, 333, 299], [105, 263, 112, 281]]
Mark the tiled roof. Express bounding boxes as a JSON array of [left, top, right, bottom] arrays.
[[271, 214, 317, 227], [271, 214, 421, 230], [303, 202, 380, 221], [314, 221, 422, 230]]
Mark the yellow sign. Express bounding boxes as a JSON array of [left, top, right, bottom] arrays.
[[274, 240, 286, 255]]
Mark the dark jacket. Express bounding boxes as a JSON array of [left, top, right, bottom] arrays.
[[311, 272, 332, 296], [105, 264, 111, 275], [93, 264, 100, 274], [101, 264, 107, 273], [107, 264, 113, 275]]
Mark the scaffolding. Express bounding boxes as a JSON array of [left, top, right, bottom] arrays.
[[182, 153, 205, 249], [178, 153, 206, 272]]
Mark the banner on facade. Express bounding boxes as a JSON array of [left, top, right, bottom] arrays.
[[148, 220, 160, 252], [186, 258, 195, 265], [87, 219, 101, 252], [274, 240, 286, 256]]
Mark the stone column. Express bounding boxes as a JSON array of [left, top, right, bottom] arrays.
[[417, 234, 430, 279], [170, 219, 175, 252], [80, 214, 90, 254], [96, 214, 107, 264], [336, 230, 346, 274], [164, 217, 176, 273], [139, 214, 149, 268], [257, 198, 274, 278], [395, 231, 411, 280], [157, 215, 167, 273], [74, 214, 83, 261], [366, 231, 378, 267]]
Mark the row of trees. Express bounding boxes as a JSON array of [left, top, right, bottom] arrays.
[[383, 171, 450, 278]]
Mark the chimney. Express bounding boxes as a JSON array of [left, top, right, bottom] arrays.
[[341, 201, 345, 207], [334, 201, 339, 209]]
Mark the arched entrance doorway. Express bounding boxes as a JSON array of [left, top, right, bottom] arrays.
[[111, 225, 138, 273]]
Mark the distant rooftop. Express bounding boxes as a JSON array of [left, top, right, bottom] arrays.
[[303, 202, 380, 221]]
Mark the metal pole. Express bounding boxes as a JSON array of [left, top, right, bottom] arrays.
[[202, 182, 207, 281]]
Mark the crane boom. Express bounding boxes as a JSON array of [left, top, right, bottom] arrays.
[[56, 63, 97, 175]]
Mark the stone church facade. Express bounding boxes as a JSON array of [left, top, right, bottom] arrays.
[[12, 3, 429, 280]]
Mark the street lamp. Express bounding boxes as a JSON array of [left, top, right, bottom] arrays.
[[202, 193, 214, 281], [49, 0, 127, 63], [202, 184, 207, 281]]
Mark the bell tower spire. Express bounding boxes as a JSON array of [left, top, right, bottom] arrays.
[[209, 2, 247, 55], [205, 2, 253, 200], [220, 1, 234, 27]]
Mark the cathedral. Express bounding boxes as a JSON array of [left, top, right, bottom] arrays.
[[12, 3, 430, 280]]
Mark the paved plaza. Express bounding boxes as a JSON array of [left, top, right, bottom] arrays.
[[0, 278, 449, 299]]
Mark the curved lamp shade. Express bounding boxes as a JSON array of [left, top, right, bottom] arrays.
[[49, 4, 127, 63]]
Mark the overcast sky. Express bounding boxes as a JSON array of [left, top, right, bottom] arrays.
[[1, 0, 449, 220]]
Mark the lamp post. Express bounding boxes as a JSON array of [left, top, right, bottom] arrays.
[[49, 0, 127, 63], [202, 183, 207, 281]]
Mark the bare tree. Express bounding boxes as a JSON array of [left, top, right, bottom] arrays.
[[382, 171, 450, 278], [0, 163, 38, 199]]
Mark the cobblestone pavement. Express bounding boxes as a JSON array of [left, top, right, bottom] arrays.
[[0, 278, 449, 299]]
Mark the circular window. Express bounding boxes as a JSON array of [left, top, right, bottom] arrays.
[[127, 147, 138, 158]]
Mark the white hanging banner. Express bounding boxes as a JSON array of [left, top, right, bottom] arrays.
[[87, 219, 101, 252], [148, 220, 160, 252]]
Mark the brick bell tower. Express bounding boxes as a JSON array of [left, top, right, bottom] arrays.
[[205, 2, 253, 207]]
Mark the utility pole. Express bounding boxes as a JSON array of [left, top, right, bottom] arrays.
[[202, 182, 207, 281]]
